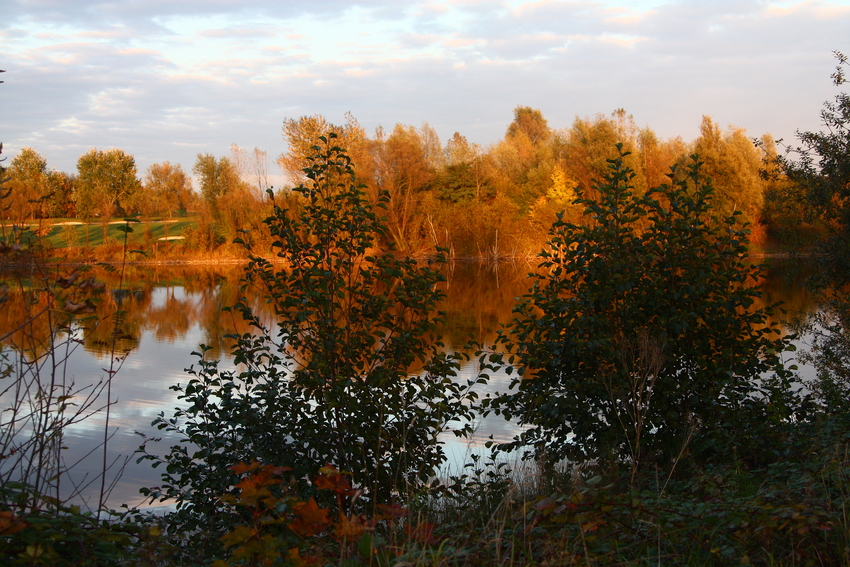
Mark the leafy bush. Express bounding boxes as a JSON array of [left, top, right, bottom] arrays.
[[488, 146, 793, 476], [782, 52, 850, 421], [210, 462, 430, 567], [0, 482, 138, 567], [140, 135, 479, 558], [180, 221, 222, 251]]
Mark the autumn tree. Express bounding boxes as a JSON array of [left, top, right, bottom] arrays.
[[279, 113, 370, 184], [371, 123, 440, 252], [75, 148, 141, 220], [637, 128, 687, 190], [426, 109, 557, 256], [507, 106, 551, 145], [558, 111, 647, 202], [144, 162, 194, 239], [4, 147, 48, 227], [442, 132, 489, 199], [759, 134, 821, 245], [432, 162, 481, 203], [691, 116, 768, 232], [528, 163, 581, 230], [194, 152, 271, 248], [145, 162, 194, 217], [492, 106, 556, 209], [44, 170, 76, 218], [193, 154, 242, 219]]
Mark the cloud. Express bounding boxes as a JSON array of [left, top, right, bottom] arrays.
[[197, 25, 281, 39], [4, 0, 416, 29], [3, 0, 849, 178]]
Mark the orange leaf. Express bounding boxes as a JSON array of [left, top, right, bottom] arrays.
[[231, 462, 258, 475], [314, 465, 354, 495], [0, 511, 26, 535], [289, 498, 330, 538], [581, 521, 600, 533]]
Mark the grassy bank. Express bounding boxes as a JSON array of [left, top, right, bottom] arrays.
[[1, 217, 260, 263], [1, 216, 813, 266]]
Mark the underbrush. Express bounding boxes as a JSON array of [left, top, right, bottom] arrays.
[[9, 417, 838, 567], [401, 424, 850, 567]]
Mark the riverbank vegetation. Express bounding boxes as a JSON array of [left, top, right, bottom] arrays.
[[1, 54, 850, 566], [0, 99, 829, 264]]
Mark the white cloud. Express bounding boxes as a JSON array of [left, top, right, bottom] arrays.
[[2, 0, 849, 176]]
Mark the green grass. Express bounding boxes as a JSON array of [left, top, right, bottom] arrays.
[[18, 218, 199, 248]]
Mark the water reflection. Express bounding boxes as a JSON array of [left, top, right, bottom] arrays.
[[0, 259, 820, 509]]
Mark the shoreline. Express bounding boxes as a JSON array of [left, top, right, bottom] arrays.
[[0, 250, 815, 270]]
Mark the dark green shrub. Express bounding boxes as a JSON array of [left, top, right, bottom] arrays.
[[140, 135, 479, 557], [782, 52, 850, 422], [0, 482, 142, 567], [488, 146, 793, 476]]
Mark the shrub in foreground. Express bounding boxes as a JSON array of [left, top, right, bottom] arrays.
[[488, 147, 795, 478], [140, 135, 479, 559]]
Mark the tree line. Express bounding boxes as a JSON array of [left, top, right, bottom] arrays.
[[0, 107, 813, 257]]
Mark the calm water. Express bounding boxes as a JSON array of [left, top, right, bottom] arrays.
[[0, 259, 819, 510]]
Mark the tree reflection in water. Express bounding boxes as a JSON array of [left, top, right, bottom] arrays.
[[0, 259, 816, 509]]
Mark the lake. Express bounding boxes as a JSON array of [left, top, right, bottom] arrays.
[[0, 258, 819, 511]]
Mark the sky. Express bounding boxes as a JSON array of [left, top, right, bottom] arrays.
[[3, 0, 850, 181]]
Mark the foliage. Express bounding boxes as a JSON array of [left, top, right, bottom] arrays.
[[193, 153, 271, 246], [558, 110, 648, 201], [180, 220, 223, 251], [208, 462, 432, 567], [528, 164, 582, 231], [781, 65, 849, 421], [0, 107, 779, 260], [506, 106, 551, 146], [391, 409, 850, 567], [487, 146, 792, 476], [432, 162, 480, 203], [143, 162, 195, 218], [44, 170, 76, 219], [510, 449, 849, 567], [371, 123, 441, 252], [75, 148, 141, 220], [692, 116, 769, 232], [140, 135, 479, 558], [801, 303, 850, 423], [781, 51, 850, 282], [193, 153, 243, 221], [279, 113, 370, 185], [4, 148, 48, 225], [0, 482, 138, 566], [784, 51, 850, 421]]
